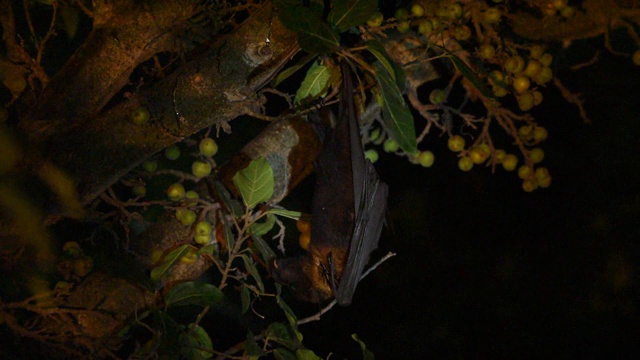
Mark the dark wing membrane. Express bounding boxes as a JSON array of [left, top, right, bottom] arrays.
[[335, 160, 389, 305]]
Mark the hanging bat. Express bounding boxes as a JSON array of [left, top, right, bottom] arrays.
[[271, 61, 388, 306]]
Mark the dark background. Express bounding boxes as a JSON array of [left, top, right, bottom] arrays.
[[296, 44, 640, 358]]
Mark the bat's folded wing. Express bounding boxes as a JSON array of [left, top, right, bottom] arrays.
[[335, 161, 388, 305]]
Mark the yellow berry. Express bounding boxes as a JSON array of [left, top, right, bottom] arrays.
[[524, 60, 542, 78], [448, 3, 463, 18], [513, 75, 531, 94], [505, 55, 525, 73], [534, 66, 553, 84], [529, 147, 545, 163], [532, 90, 544, 105], [365, 149, 379, 163], [494, 149, 507, 163], [529, 45, 544, 59], [492, 85, 508, 98], [411, 4, 425, 17], [199, 138, 218, 157], [180, 248, 198, 264], [418, 19, 433, 35], [633, 50, 640, 66], [489, 70, 506, 87], [164, 145, 180, 160], [534, 167, 550, 181], [367, 11, 384, 27], [397, 21, 410, 32], [192, 160, 212, 178], [395, 8, 410, 21], [453, 25, 471, 41], [483, 8, 501, 23], [517, 91, 535, 111], [522, 178, 538, 192], [132, 185, 146, 197], [518, 125, 533, 140], [143, 160, 158, 172], [167, 183, 186, 201], [383, 138, 399, 153], [560, 5, 575, 17], [538, 173, 552, 188], [469, 146, 489, 164], [448, 135, 466, 152], [417, 150, 435, 167], [533, 126, 548, 142], [296, 218, 311, 234], [539, 53, 553, 67], [553, 0, 568, 10], [502, 154, 518, 171], [479, 44, 496, 59], [518, 165, 533, 179], [429, 88, 446, 104], [131, 107, 150, 125], [458, 156, 473, 171], [299, 233, 311, 251]]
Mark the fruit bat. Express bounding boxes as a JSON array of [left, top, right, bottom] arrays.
[[271, 62, 388, 306]]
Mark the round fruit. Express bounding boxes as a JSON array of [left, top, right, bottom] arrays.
[[195, 220, 212, 237], [299, 232, 311, 251], [538, 173, 552, 188], [194, 234, 210, 245], [483, 8, 501, 23], [192, 160, 212, 178], [73, 256, 93, 277], [164, 145, 180, 160], [167, 183, 186, 201], [505, 55, 525, 73], [383, 139, 399, 153], [453, 25, 471, 41], [63, 241, 82, 255], [529, 147, 544, 163], [448, 2, 463, 18], [143, 160, 158, 172], [297, 218, 311, 233], [533, 126, 548, 142], [411, 4, 425, 17], [534, 167, 550, 181], [502, 154, 518, 171], [180, 249, 198, 264], [532, 90, 544, 105], [418, 20, 433, 35], [494, 149, 507, 163], [488, 70, 506, 87], [518, 165, 533, 179], [479, 44, 496, 59], [417, 150, 435, 167], [199, 138, 218, 157], [553, 0, 568, 10], [522, 178, 538, 192], [395, 8, 409, 21], [560, 5, 574, 18], [429, 88, 446, 104], [524, 60, 542, 78], [492, 85, 508, 97], [539, 53, 553, 67], [458, 156, 473, 171], [517, 91, 534, 111], [633, 50, 640, 66], [131, 106, 150, 125], [177, 209, 196, 226], [365, 149, 379, 163], [430, 18, 441, 30], [370, 128, 381, 142], [469, 146, 489, 164], [513, 75, 531, 93], [529, 45, 544, 59], [518, 125, 533, 140], [367, 11, 384, 27], [132, 185, 146, 197], [397, 21, 410, 33], [447, 135, 465, 152]]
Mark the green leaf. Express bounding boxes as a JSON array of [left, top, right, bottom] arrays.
[[251, 234, 276, 265], [274, 348, 297, 360], [373, 64, 417, 153], [296, 349, 322, 360], [196, 244, 216, 257], [212, 180, 243, 217], [241, 254, 265, 293], [266, 322, 299, 350], [295, 62, 332, 105], [164, 281, 223, 308], [276, 0, 340, 54], [181, 324, 213, 360], [233, 157, 274, 209], [446, 53, 497, 101], [244, 331, 265, 357], [276, 285, 298, 327], [240, 284, 251, 313], [352, 334, 375, 360], [150, 245, 192, 281], [251, 212, 276, 237], [268, 208, 302, 220], [222, 218, 235, 252], [328, 0, 378, 32], [366, 40, 406, 91], [273, 54, 318, 88]]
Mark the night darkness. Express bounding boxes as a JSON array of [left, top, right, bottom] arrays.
[[295, 44, 640, 358]]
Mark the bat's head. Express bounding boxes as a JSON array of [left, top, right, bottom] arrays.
[[270, 256, 333, 304]]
